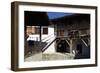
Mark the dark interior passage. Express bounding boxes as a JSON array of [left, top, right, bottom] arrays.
[[77, 44, 82, 54], [56, 40, 70, 53]]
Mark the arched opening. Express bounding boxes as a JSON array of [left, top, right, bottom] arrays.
[[56, 40, 70, 53]]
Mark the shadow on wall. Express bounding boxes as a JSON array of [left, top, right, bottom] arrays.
[[24, 40, 47, 58]]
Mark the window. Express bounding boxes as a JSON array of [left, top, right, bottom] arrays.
[[26, 26, 32, 35], [34, 27, 40, 34], [42, 27, 48, 34], [26, 26, 40, 34], [26, 26, 48, 35]]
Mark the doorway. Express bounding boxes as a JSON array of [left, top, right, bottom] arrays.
[[56, 40, 70, 53], [77, 44, 82, 54]]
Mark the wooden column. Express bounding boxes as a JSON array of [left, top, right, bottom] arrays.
[[70, 39, 73, 53], [39, 26, 42, 42]]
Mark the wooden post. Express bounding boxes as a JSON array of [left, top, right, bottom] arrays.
[[40, 26, 42, 42], [70, 39, 73, 53]]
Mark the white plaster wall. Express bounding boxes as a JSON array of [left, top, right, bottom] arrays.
[[27, 25, 55, 41], [43, 25, 56, 53], [27, 35, 40, 41], [27, 24, 55, 53]]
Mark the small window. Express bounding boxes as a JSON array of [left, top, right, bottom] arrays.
[[32, 26, 40, 34], [26, 26, 40, 34], [43, 27, 48, 34], [26, 26, 48, 35], [26, 26, 32, 35]]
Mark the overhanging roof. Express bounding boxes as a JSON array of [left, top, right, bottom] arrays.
[[51, 14, 90, 25], [24, 11, 50, 26]]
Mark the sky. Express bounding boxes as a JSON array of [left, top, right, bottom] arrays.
[[47, 12, 73, 19]]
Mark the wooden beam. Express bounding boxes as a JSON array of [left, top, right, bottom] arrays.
[[81, 39, 88, 47], [65, 39, 70, 46]]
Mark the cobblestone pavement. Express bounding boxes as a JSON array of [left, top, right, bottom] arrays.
[[24, 53, 75, 62]]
